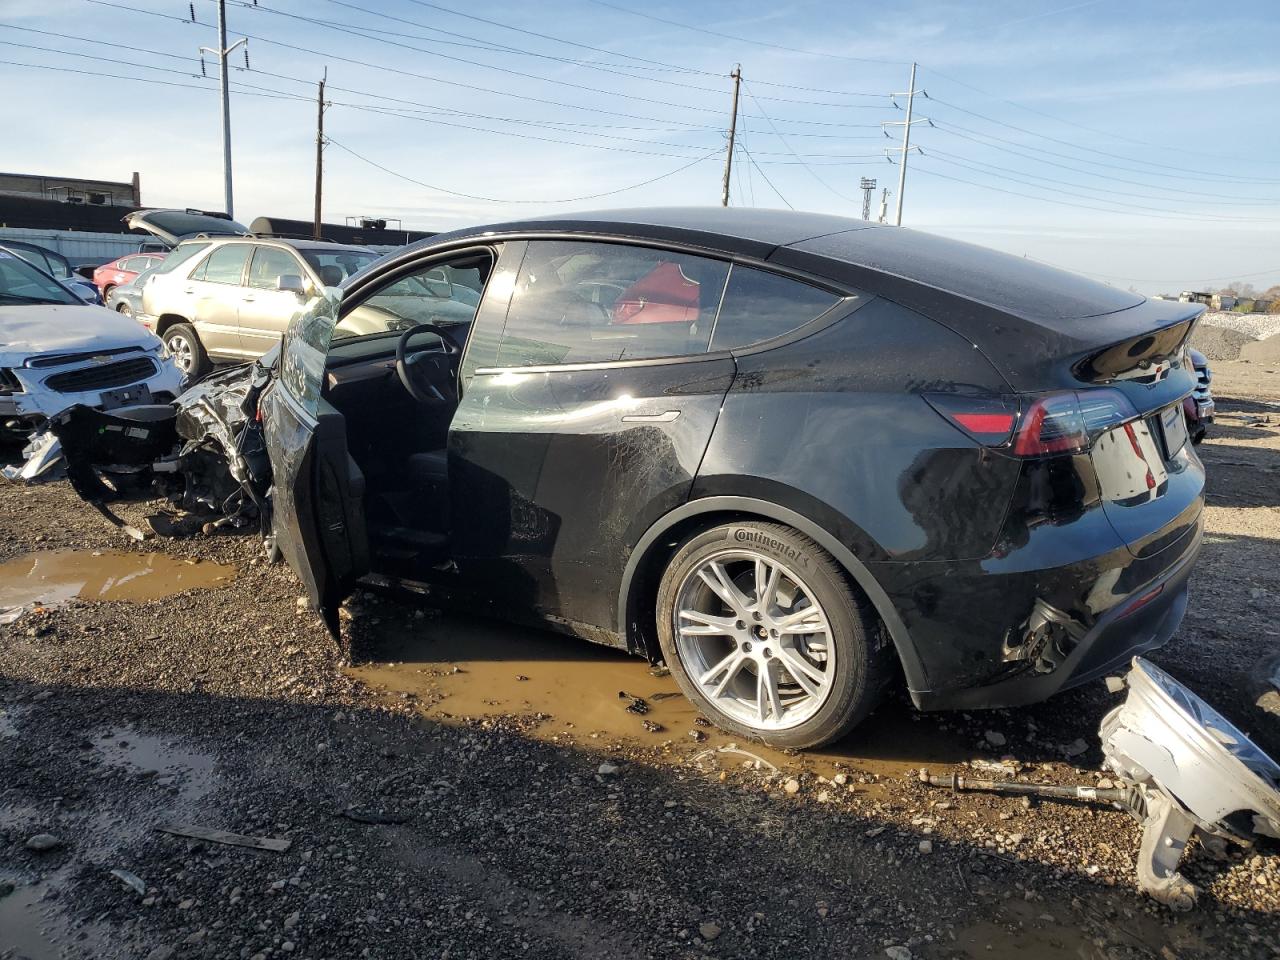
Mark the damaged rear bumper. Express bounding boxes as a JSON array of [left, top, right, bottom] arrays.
[[872, 499, 1204, 712]]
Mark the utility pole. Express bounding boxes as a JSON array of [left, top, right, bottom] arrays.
[[720, 65, 741, 207], [878, 187, 891, 224], [860, 177, 877, 221], [882, 62, 929, 227], [313, 69, 327, 241], [199, 0, 247, 218]]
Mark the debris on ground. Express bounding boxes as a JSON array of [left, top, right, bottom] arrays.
[[155, 823, 291, 852]]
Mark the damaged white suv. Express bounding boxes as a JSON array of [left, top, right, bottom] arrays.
[[0, 245, 184, 442]]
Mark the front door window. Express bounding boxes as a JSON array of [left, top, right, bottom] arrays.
[[335, 254, 492, 341]]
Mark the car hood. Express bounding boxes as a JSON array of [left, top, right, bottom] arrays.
[[0, 304, 161, 364]]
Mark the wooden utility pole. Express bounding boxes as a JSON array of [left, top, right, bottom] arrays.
[[313, 69, 327, 241], [720, 65, 741, 207]]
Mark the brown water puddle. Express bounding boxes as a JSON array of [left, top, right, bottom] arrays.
[[0, 549, 236, 611], [347, 611, 973, 779]]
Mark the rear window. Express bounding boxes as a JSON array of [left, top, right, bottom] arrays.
[[154, 242, 210, 275], [709, 266, 842, 351]]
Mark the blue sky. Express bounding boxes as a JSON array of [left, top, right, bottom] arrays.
[[3, 0, 1279, 294]]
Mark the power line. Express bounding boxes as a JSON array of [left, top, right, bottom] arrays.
[[587, 0, 908, 66], [926, 96, 1280, 184], [921, 64, 1280, 167], [742, 80, 858, 204], [325, 137, 720, 203], [736, 143, 794, 210], [931, 122, 1280, 201], [921, 144, 1280, 207], [907, 165, 1280, 224], [230, 0, 895, 107], [88, 0, 885, 134], [0, 56, 301, 101], [916, 153, 1277, 223]]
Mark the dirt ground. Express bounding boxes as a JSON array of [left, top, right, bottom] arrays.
[[2, 365, 1278, 960]]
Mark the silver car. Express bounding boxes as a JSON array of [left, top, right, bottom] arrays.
[[125, 210, 379, 378]]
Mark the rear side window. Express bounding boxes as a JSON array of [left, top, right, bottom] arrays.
[[709, 266, 843, 351], [248, 246, 304, 290], [193, 243, 252, 284], [496, 240, 730, 366], [154, 242, 210, 275]]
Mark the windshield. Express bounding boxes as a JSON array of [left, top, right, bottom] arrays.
[[0, 249, 79, 305], [300, 249, 380, 286]]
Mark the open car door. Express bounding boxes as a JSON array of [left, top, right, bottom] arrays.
[[261, 289, 369, 635]]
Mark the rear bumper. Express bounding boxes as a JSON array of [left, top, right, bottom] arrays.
[[868, 492, 1203, 712]]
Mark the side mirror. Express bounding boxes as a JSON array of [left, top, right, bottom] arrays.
[[277, 274, 308, 297]]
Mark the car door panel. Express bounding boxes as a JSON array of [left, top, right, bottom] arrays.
[[451, 359, 734, 633], [263, 289, 368, 632], [447, 239, 737, 638]]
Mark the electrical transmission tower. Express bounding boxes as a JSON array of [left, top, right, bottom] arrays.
[[860, 178, 877, 220]]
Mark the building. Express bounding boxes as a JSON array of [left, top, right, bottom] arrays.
[[0, 171, 141, 207], [1211, 293, 1238, 311]]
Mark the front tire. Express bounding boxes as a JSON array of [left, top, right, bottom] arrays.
[[655, 521, 892, 750], [164, 322, 210, 380], [116, 302, 133, 319]]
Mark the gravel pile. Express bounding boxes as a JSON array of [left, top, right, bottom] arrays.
[[1191, 323, 1256, 361], [1198, 310, 1280, 341]]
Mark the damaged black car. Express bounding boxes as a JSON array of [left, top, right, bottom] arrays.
[[51, 208, 1207, 750]]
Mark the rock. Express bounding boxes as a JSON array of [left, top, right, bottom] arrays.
[[25, 833, 63, 852], [0, 880, 14, 898], [282, 942, 296, 953], [832, 773, 849, 786], [284, 910, 300, 929], [886, 947, 913, 960], [783, 779, 801, 796], [296, 596, 309, 612], [688, 730, 707, 743], [984, 731, 1007, 747], [597, 762, 619, 776], [918, 840, 933, 854], [1062, 738, 1088, 758], [145, 948, 176, 960], [698, 921, 722, 941]]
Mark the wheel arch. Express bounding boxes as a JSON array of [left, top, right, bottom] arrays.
[[618, 496, 927, 694], [155, 314, 191, 337]]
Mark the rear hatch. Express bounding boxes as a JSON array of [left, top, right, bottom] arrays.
[[124, 209, 250, 247], [1001, 299, 1205, 558]]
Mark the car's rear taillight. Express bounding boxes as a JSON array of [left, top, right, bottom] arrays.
[[927, 389, 1138, 457], [923, 394, 1019, 446]]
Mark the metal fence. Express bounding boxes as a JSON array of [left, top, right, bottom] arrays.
[[0, 227, 155, 264]]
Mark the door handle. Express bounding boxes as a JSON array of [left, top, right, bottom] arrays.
[[183, 287, 195, 294], [621, 410, 681, 423], [242, 295, 256, 302]]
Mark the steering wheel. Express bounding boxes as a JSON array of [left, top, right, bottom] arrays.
[[395, 322, 462, 404]]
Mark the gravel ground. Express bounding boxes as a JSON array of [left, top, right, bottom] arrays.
[[2, 377, 1279, 959]]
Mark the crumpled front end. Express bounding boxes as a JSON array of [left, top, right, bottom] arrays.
[[47, 361, 274, 536]]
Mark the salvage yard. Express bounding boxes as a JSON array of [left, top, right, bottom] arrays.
[[2, 361, 1279, 960]]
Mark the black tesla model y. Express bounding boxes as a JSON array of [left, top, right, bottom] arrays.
[[166, 208, 1212, 748]]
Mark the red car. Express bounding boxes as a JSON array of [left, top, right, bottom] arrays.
[[93, 252, 167, 299]]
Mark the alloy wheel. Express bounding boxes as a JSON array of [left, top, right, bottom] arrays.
[[674, 550, 835, 731], [166, 332, 194, 373]]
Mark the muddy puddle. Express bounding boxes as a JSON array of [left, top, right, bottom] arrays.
[[0, 549, 236, 612], [94, 725, 217, 803], [347, 611, 974, 779]]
